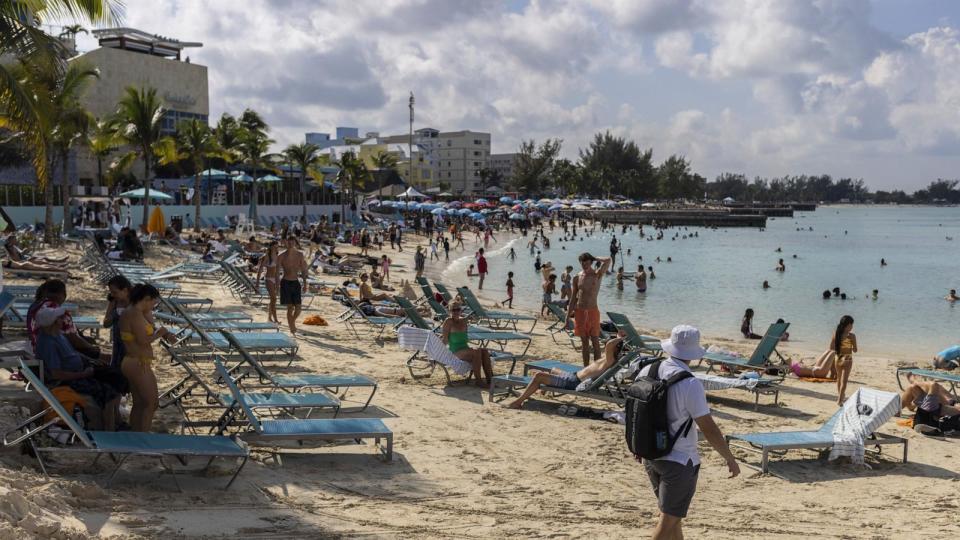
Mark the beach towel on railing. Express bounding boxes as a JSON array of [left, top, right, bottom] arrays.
[[397, 326, 472, 376], [828, 387, 900, 465], [694, 373, 760, 391]]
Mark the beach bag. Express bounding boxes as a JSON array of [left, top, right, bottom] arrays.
[[624, 360, 693, 460]]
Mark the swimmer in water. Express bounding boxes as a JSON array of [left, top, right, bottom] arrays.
[[762, 280, 770, 289], [947, 289, 959, 302]]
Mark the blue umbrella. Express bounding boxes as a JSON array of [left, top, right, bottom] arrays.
[[381, 200, 395, 207], [409, 203, 421, 211], [470, 212, 485, 220], [457, 208, 472, 215], [509, 212, 524, 220], [446, 208, 458, 215], [474, 198, 488, 205], [431, 208, 445, 215], [549, 203, 565, 211], [499, 196, 514, 203]]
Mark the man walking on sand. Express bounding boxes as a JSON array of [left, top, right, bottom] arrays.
[[640, 325, 740, 539], [476, 248, 488, 290], [278, 235, 309, 335], [568, 252, 610, 366]]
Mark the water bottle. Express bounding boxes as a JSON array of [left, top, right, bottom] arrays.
[[73, 405, 84, 431]]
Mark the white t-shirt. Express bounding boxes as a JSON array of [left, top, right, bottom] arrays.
[[638, 358, 711, 466]]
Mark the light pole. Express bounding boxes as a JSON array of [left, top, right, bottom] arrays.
[[408, 92, 415, 188]]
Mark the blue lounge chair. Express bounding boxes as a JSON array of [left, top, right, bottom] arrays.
[[895, 367, 960, 397], [338, 288, 405, 338], [155, 312, 278, 332], [701, 322, 790, 376], [488, 353, 639, 406], [726, 388, 907, 473], [394, 296, 530, 355], [214, 359, 393, 461], [456, 287, 537, 332], [3, 360, 249, 489]]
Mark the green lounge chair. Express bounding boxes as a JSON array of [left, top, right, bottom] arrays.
[[488, 353, 635, 405], [221, 331, 378, 411], [394, 296, 530, 351], [3, 360, 248, 490], [214, 359, 393, 461], [726, 387, 907, 474], [605, 312, 662, 355], [701, 322, 789, 376], [337, 287, 405, 338], [456, 287, 537, 332]]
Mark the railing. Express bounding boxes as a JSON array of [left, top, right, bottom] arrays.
[[0, 184, 344, 207], [0, 185, 64, 206]]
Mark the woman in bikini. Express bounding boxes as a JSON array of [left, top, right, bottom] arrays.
[[441, 301, 492, 387], [831, 315, 857, 405], [256, 241, 280, 324], [119, 284, 172, 432]]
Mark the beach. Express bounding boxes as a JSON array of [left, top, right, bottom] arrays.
[[1, 226, 958, 539]]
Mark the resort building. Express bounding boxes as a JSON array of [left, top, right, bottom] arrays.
[[489, 153, 518, 187], [381, 128, 490, 195], [71, 28, 208, 186], [306, 127, 362, 150]]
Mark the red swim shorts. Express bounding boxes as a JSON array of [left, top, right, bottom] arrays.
[[573, 308, 601, 337]]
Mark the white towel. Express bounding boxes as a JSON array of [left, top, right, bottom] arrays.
[[829, 388, 901, 465], [695, 373, 760, 391], [397, 326, 472, 376]]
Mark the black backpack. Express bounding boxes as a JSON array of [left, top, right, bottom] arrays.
[[625, 360, 694, 460]]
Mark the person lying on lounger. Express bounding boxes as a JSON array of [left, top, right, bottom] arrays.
[[789, 349, 836, 379], [901, 375, 960, 435], [507, 330, 626, 409], [4, 235, 68, 264]]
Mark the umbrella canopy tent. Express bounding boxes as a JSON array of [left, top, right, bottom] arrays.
[[231, 173, 254, 182], [257, 174, 283, 183], [366, 183, 408, 198], [398, 186, 427, 199], [119, 188, 173, 200], [200, 169, 230, 177]]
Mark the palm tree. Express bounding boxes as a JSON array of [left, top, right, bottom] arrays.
[[0, 1, 119, 199], [177, 118, 221, 232], [372, 149, 398, 198], [58, 23, 87, 39], [213, 113, 241, 166], [85, 116, 121, 187], [283, 142, 322, 222], [237, 109, 271, 220], [335, 151, 368, 224], [115, 86, 165, 229]]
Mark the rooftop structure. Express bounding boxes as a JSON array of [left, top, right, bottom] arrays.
[[91, 27, 202, 60]]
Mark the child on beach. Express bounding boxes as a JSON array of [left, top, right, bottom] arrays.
[[741, 308, 762, 339], [380, 254, 391, 283], [560, 266, 573, 300], [541, 274, 560, 316], [502, 271, 515, 308], [635, 266, 647, 292], [831, 315, 857, 405]]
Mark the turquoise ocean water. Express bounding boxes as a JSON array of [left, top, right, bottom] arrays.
[[440, 206, 960, 361]]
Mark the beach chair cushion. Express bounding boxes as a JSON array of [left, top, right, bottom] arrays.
[[258, 418, 391, 437], [89, 431, 248, 457], [219, 392, 339, 409]]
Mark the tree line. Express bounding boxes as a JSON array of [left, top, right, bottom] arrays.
[[509, 131, 959, 204]]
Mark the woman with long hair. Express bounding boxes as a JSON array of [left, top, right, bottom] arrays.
[[256, 241, 280, 324], [441, 301, 493, 387], [831, 315, 857, 405], [740, 308, 762, 339], [119, 284, 171, 431]]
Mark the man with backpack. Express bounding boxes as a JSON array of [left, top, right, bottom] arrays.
[[629, 325, 740, 539]]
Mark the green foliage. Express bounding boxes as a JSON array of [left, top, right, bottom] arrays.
[[578, 131, 656, 198], [513, 138, 562, 194]]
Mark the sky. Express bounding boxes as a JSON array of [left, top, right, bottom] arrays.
[[74, 0, 960, 191]]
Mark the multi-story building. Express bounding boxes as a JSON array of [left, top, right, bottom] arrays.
[[381, 128, 490, 195], [72, 28, 208, 185], [318, 139, 433, 188], [488, 153, 518, 187], [305, 127, 361, 150]]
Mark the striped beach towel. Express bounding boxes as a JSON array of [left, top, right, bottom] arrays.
[[829, 388, 901, 465], [397, 326, 472, 376], [694, 373, 760, 391]]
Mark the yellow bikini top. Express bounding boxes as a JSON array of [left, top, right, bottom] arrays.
[[121, 323, 154, 343]]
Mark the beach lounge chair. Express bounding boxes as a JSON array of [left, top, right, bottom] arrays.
[[337, 287, 405, 338], [394, 296, 531, 356], [397, 326, 478, 383], [488, 353, 637, 406], [3, 360, 249, 489], [701, 322, 790, 376], [165, 301, 298, 357], [221, 331, 378, 411], [155, 311, 279, 332], [158, 295, 252, 322], [456, 287, 537, 332], [605, 312, 662, 355], [433, 282, 454, 303], [726, 387, 907, 474], [895, 367, 960, 398], [213, 359, 393, 461]]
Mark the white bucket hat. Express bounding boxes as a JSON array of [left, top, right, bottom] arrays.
[[661, 324, 706, 361]]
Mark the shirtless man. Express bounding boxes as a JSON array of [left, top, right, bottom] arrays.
[[901, 375, 960, 434], [568, 252, 611, 366], [507, 331, 625, 408], [277, 235, 309, 335]]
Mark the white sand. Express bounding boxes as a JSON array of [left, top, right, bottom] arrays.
[[0, 231, 957, 539]]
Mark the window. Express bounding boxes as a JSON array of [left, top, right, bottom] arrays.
[[473, 139, 481, 145], [473, 162, 480, 167], [473, 151, 480, 156], [448, 172, 452, 178], [446, 140, 452, 147], [448, 161, 452, 167]]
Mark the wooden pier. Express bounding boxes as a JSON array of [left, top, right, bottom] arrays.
[[578, 209, 766, 228]]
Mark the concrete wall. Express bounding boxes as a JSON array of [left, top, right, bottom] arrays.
[[4, 204, 348, 229]]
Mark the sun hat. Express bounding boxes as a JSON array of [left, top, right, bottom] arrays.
[[661, 324, 706, 361], [36, 306, 67, 328]]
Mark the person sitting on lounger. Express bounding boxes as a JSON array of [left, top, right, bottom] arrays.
[[441, 301, 493, 387], [507, 330, 626, 409], [36, 306, 121, 430], [359, 273, 391, 302], [901, 376, 960, 435], [4, 235, 68, 264]]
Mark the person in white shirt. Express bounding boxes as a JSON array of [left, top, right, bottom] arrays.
[[639, 325, 740, 540]]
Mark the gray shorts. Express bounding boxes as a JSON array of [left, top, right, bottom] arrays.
[[643, 458, 700, 518]]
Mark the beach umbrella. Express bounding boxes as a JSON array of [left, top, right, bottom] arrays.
[[381, 200, 395, 207], [511, 204, 523, 211], [431, 208, 445, 215], [474, 198, 488, 205], [118, 188, 173, 200], [641, 202, 657, 208], [257, 174, 283, 182], [457, 208, 472, 215], [470, 212, 485, 220], [529, 211, 543, 218], [448, 200, 463, 208], [367, 199, 381, 206], [446, 208, 458, 215], [147, 206, 165, 234], [509, 212, 524, 220], [548, 203, 565, 211], [200, 168, 230, 177], [499, 196, 513, 204], [231, 173, 254, 182]]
